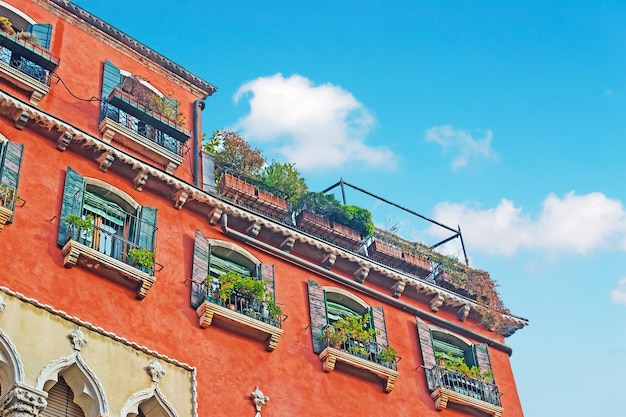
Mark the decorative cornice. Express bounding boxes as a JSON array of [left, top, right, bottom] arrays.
[[0, 91, 527, 332], [0, 286, 194, 371], [42, 0, 217, 97]]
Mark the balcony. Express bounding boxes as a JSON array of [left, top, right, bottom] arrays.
[[0, 31, 59, 105], [426, 365, 503, 417], [0, 182, 17, 231], [99, 88, 189, 173], [196, 289, 283, 351], [60, 217, 158, 300], [319, 338, 399, 392]]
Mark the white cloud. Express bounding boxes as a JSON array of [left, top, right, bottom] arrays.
[[425, 125, 498, 170], [233, 73, 396, 171], [428, 192, 626, 256], [610, 277, 626, 304]]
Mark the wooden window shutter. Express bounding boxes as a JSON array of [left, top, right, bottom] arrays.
[[416, 317, 438, 391], [137, 206, 157, 251], [261, 263, 275, 301], [371, 306, 389, 348], [470, 343, 494, 377], [40, 377, 85, 417], [57, 167, 85, 247], [190, 230, 210, 308], [101, 60, 121, 120], [28, 24, 52, 49], [307, 279, 328, 354], [0, 141, 23, 222]]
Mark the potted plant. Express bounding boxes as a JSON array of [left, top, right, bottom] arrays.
[[127, 247, 155, 270], [265, 299, 283, 322], [211, 271, 240, 307], [378, 345, 398, 365], [0, 17, 15, 35], [66, 213, 94, 243], [17, 31, 39, 46]]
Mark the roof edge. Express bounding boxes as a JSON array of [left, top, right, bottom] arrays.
[[49, 0, 217, 97]]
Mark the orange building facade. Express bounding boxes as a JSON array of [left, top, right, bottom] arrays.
[[0, 1, 528, 417]]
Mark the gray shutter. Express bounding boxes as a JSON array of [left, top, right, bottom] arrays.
[[307, 279, 328, 354], [137, 207, 157, 251], [261, 263, 275, 301], [0, 141, 23, 221], [416, 317, 437, 391], [471, 343, 493, 377], [28, 24, 52, 49], [191, 230, 210, 308], [57, 167, 85, 246], [371, 306, 389, 348]]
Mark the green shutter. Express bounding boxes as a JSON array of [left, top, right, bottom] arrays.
[[28, 24, 52, 49], [261, 263, 275, 301], [57, 167, 85, 246], [136, 206, 157, 251], [191, 230, 210, 308], [416, 317, 438, 391], [371, 306, 389, 348], [0, 141, 23, 220], [307, 279, 328, 354]]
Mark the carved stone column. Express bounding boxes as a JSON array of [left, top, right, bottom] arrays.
[[0, 384, 47, 417]]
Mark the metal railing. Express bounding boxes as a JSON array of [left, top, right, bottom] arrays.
[[205, 286, 282, 328], [426, 365, 502, 406], [100, 102, 186, 157], [66, 219, 159, 275], [0, 46, 51, 85], [321, 330, 398, 370], [0, 182, 17, 211]]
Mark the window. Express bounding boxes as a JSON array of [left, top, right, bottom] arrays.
[[57, 167, 158, 299], [0, 5, 58, 104], [307, 279, 398, 392], [40, 376, 85, 417], [191, 229, 283, 351], [0, 138, 23, 230], [99, 61, 188, 173], [416, 318, 503, 416]]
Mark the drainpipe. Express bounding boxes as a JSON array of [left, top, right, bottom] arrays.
[[193, 100, 206, 187], [219, 213, 513, 356]]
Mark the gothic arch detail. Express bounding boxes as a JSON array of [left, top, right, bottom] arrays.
[[35, 352, 109, 417], [120, 387, 179, 417], [0, 328, 25, 397]]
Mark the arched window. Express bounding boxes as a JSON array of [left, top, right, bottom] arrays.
[[191, 230, 279, 328], [99, 60, 188, 166], [307, 280, 390, 360], [58, 167, 157, 273], [416, 318, 501, 410], [0, 2, 58, 105], [40, 376, 85, 417]]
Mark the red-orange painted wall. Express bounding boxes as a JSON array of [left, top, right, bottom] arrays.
[[0, 1, 525, 416]]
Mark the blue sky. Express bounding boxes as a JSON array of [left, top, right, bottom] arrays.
[[73, 1, 626, 416]]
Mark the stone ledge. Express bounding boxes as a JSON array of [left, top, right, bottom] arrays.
[[0, 206, 13, 231], [319, 346, 399, 392], [195, 300, 283, 351], [99, 117, 183, 174], [0, 61, 49, 105], [62, 239, 155, 299], [431, 387, 503, 417]]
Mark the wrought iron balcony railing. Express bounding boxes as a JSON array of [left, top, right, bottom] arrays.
[[0, 31, 59, 83], [426, 364, 502, 407], [205, 288, 282, 329], [100, 99, 187, 157], [321, 331, 398, 370]]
